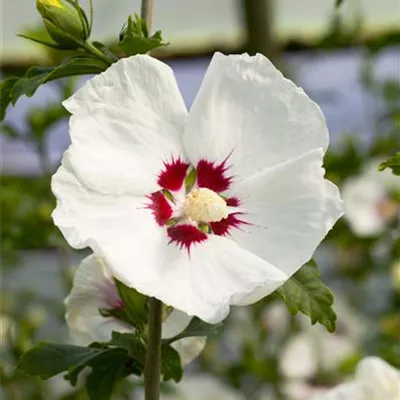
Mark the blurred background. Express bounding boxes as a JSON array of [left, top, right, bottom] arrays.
[[1, 1, 399, 399]]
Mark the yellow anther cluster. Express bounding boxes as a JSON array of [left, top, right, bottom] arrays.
[[184, 188, 228, 223]]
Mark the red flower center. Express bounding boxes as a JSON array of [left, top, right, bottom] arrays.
[[146, 156, 249, 253]]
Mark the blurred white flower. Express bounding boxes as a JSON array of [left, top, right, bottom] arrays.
[[342, 159, 399, 236], [279, 298, 368, 400], [65, 254, 206, 365], [136, 374, 244, 400], [52, 52, 343, 323], [313, 357, 400, 400]]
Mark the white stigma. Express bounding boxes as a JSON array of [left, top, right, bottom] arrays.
[[184, 188, 229, 223]]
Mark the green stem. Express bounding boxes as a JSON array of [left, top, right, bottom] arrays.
[[80, 41, 113, 66], [144, 297, 162, 400], [141, 0, 154, 33]]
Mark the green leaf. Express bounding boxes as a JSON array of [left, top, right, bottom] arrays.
[[107, 331, 146, 368], [378, 152, 400, 175], [277, 261, 337, 332], [84, 348, 132, 400], [163, 317, 222, 346], [114, 279, 148, 329], [161, 345, 183, 382], [0, 77, 19, 121], [17, 342, 104, 379], [335, 0, 345, 7], [1, 123, 20, 139], [0, 55, 108, 122], [119, 14, 167, 56], [17, 33, 63, 49]]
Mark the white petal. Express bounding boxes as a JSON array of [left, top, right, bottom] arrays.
[[189, 235, 287, 319], [63, 55, 187, 196], [162, 309, 192, 339], [356, 357, 400, 399], [65, 255, 131, 345], [172, 337, 207, 365], [110, 234, 286, 324], [228, 149, 343, 306], [162, 309, 207, 365], [183, 52, 328, 182], [52, 155, 165, 286]]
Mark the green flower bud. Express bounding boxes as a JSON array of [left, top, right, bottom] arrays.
[[36, 0, 89, 49]]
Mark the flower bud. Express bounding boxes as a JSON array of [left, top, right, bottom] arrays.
[[36, 0, 89, 48]]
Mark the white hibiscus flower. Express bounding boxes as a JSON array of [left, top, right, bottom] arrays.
[[65, 254, 206, 364], [313, 357, 400, 400], [342, 159, 399, 237], [52, 53, 343, 323]]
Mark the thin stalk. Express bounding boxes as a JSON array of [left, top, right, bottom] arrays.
[[141, 0, 154, 33], [144, 297, 162, 400], [79, 41, 113, 66]]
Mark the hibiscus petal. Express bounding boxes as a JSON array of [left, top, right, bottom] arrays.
[[52, 154, 166, 285], [63, 55, 188, 196], [65, 255, 131, 345], [227, 149, 343, 305], [183, 52, 328, 182], [356, 357, 400, 398]]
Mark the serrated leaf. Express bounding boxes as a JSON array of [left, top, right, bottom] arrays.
[[378, 152, 400, 175], [17, 342, 104, 379], [114, 279, 148, 329], [161, 345, 183, 382], [107, 331, 146, 367], [84, 348, 132, 400], [277, 261, 337, 332], [163, 316, 222, 346], [0, 55, 108, 122], [0, 77, 19, 121], [119, 14, 166, 56]]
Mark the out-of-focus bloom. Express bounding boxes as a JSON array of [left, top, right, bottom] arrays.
[[65, 255, 206, 365], [279, 298, 368, 400], [136, 374, 244, 400], [313, 357, 400, 400], [342, 159, 399, 237], [36, 0, 89, 48], [52, 53, 343, 323]]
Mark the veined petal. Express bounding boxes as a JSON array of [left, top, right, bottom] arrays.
[[52, 155, 166, 285], [65, 255, 131, 345], [228, 149, 342, 305], [66, 255, 206, 364], [114, 234, 286, 324], [63, 55, 188, 196], [183, 52, 328, 183]]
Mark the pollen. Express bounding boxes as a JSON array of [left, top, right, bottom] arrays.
[[184, 188, 229, 223]]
